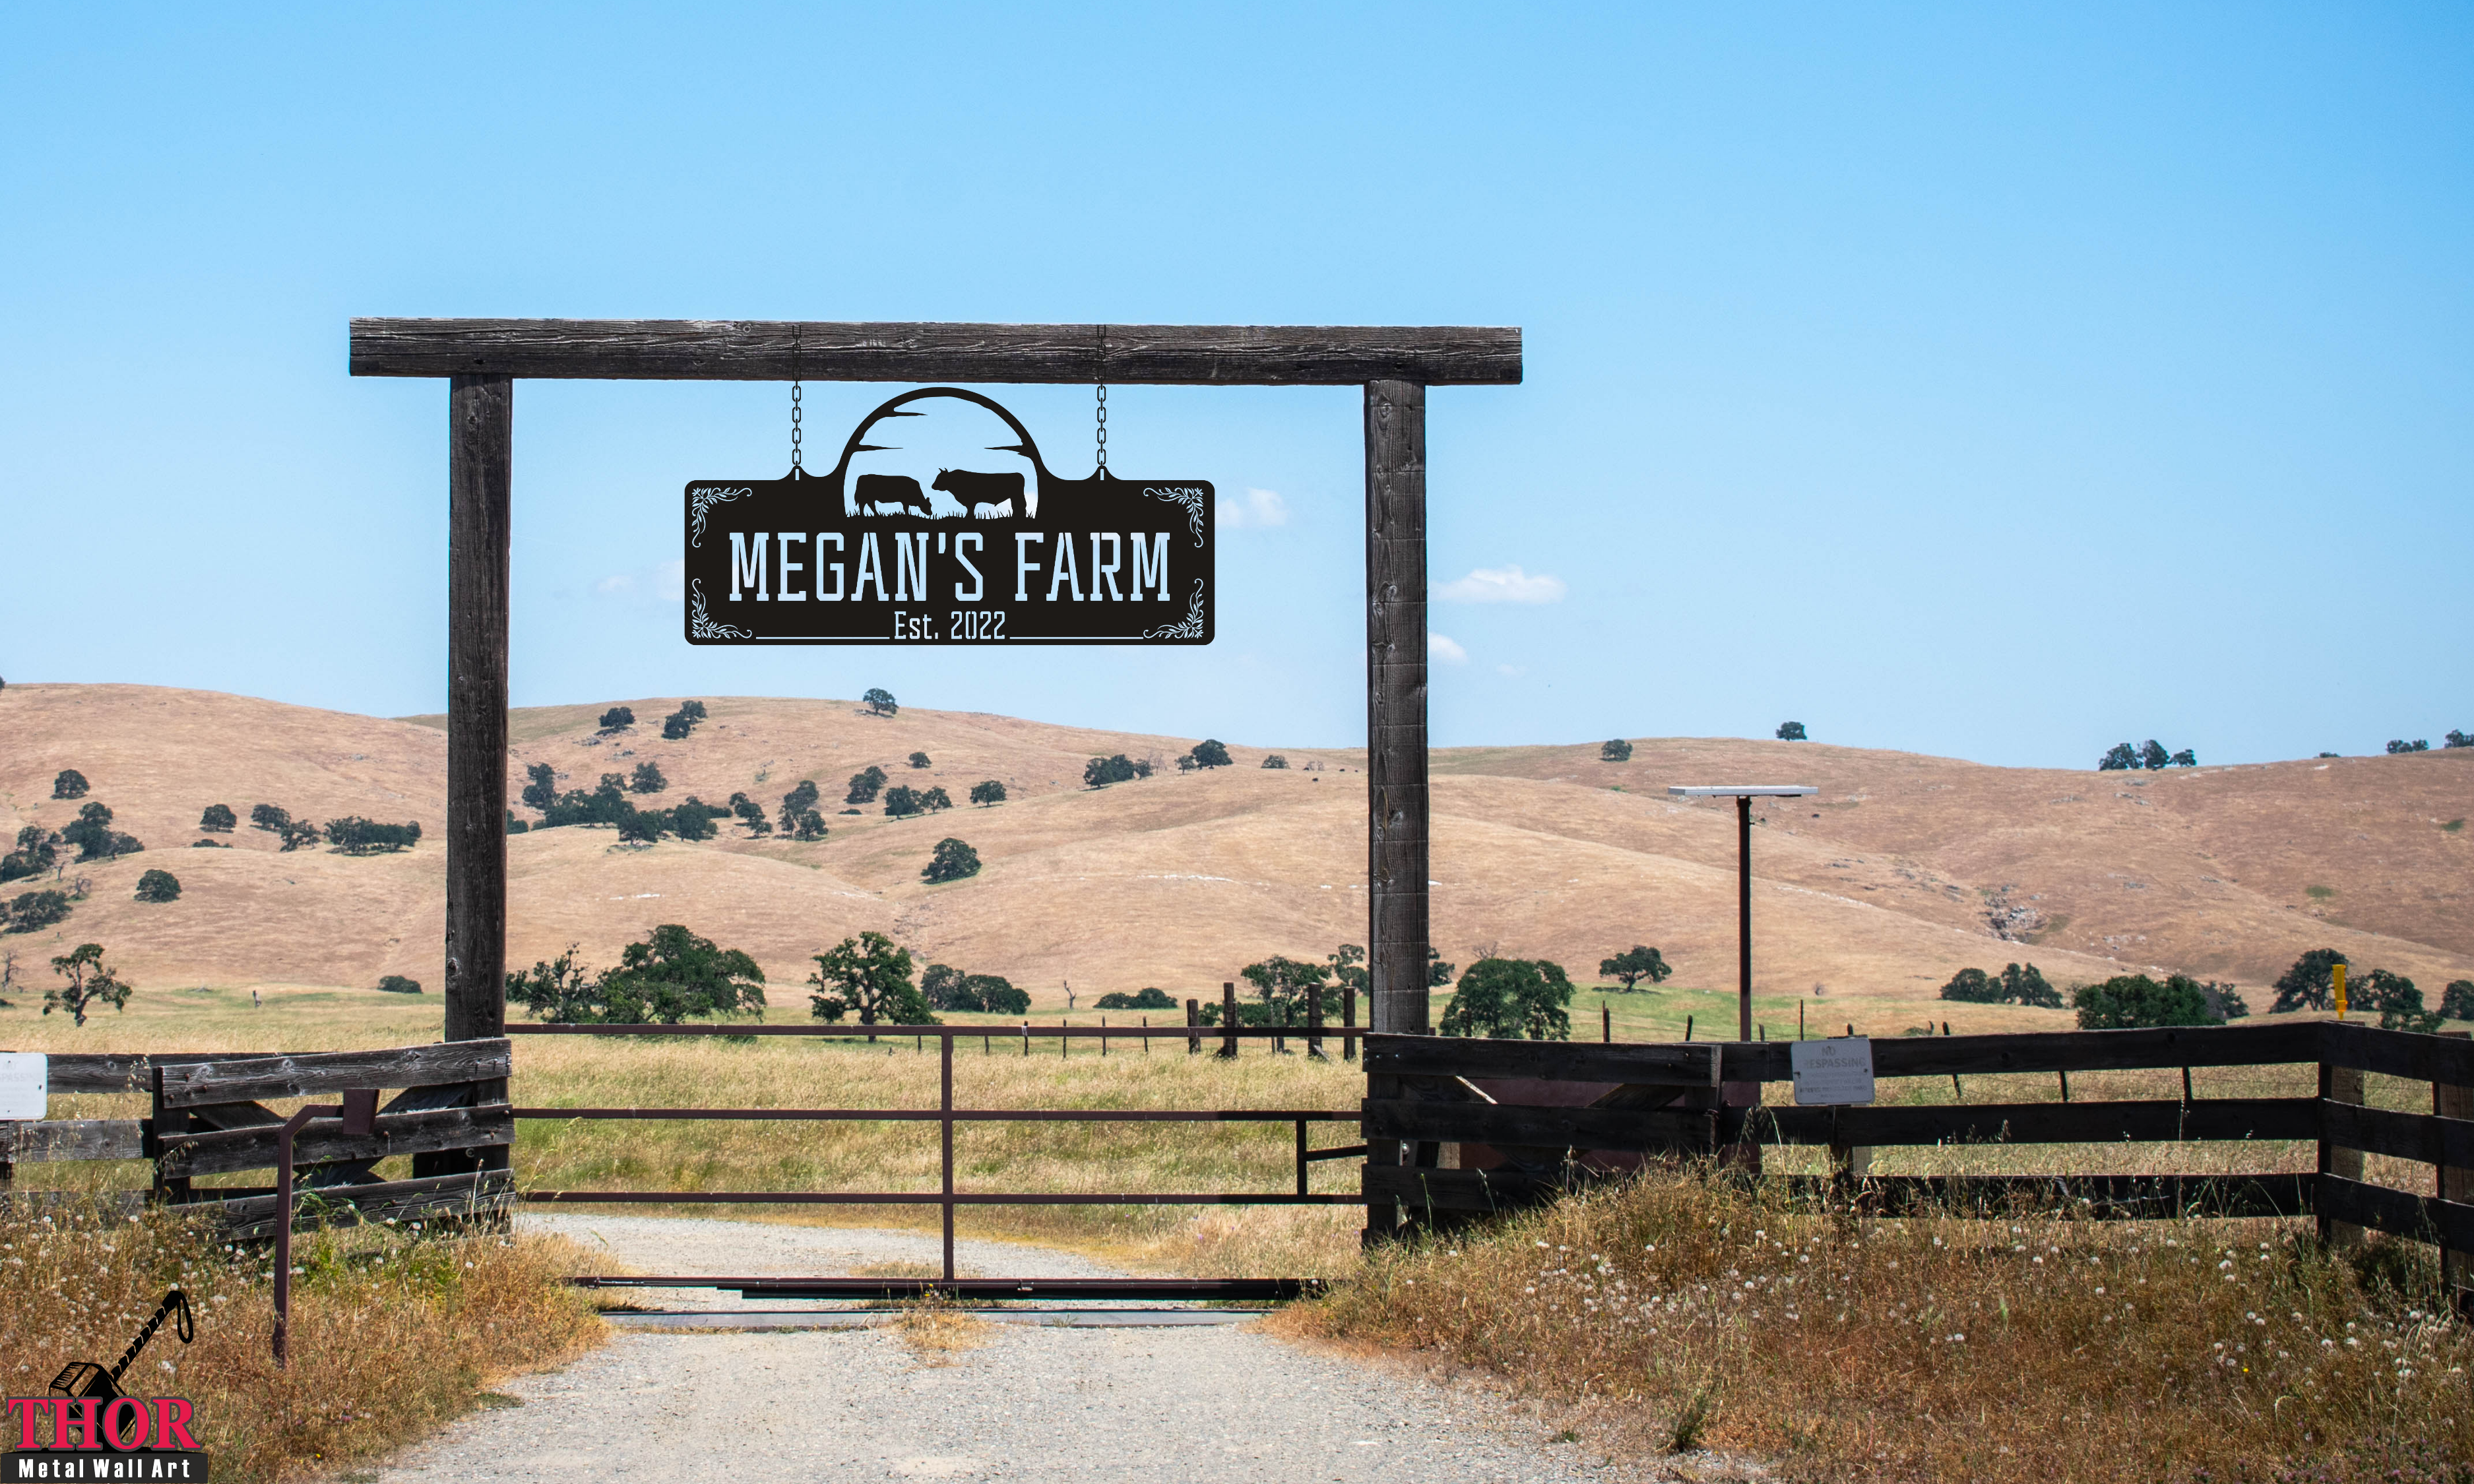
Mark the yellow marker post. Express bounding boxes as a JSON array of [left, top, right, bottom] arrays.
[[2333, 962, 2348, 1020]]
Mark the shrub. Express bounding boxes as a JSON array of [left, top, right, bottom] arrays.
[[614, 811, 665, 846], [45, 942, 131, 1025], [862, 687, 898, 717], [922, 837, 980, 883], [1775, 722, 1807, 741], [1938, 962, 2062, 1008], [2072, 974, 2215, 1029], [1600, 739, 1633, 761], [908, 751, 932, 769], [325, 817, 422, 853], [846, 766, 887, 805], [597, 706, 635, 731], [376, 975, 423, 994], [199, 803, 236, 833], [666, 804, 718, 842], [1599, 944, 1672, 990], [51, 770, 88, 800], [2443, 980, 2474, 1022], [1440, 957, 1573, 1039], [508, 925, 767, 1024], [1261, 754, 1288, 770], [133, 869, 181, 904], [192, 838, 232, 848], [660, 700, 707, 741], [1083, 754, 1139, 788], [521, 762, 558, 812], [883, 785, 925, 818], [1095, 987, 1178, 1010], [250, 803, 291, 833], [3, 890, 73, 935], [970, 780, 1007, 806], [629, 761, 667, 794], [2446, 730, 2471, 749], [968, 975, 1030, 1014]]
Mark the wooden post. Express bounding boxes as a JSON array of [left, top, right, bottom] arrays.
[[1341, 983, 1356, 1063], [1220, 982, 1238, 1060], [1186, 997, 1199, 1055], [1364, 379, 1430, 1037], [445, 375, 511, 1049], [2318, 1055, 2365, 1247], [1307, 984, 1325, 1061], [2436, 1032, 2470, 1309], [1602, 1003, 1611, 1043], [1736, 795, 1754, 1041]]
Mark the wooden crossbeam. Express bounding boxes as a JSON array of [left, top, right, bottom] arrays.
[[349, 319, 1524, 386]]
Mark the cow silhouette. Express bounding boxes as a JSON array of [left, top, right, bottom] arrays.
[[934, 468, 1029, 519], [855, 473, 933, 517]]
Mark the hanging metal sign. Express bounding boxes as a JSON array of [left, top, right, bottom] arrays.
[[683, 387, 1213, 644]]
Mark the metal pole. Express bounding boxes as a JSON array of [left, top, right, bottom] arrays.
[[1737, 794, 1754, 1043], [941, 1031, 955, 1283]]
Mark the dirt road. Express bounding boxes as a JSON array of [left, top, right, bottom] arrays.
[[367, 1216, 1609, 1483]]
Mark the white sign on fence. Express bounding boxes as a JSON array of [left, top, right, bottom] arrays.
[[1790, 1037, 1875, 1106], [0, 1053, 48, 1121]]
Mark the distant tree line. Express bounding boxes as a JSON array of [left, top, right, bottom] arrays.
[[1938, 963, 2064, 1008], [2098, 740, 2196, 771], [508, 925, 766, 1024]]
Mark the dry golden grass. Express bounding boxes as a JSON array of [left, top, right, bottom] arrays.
[[5, 683, 2467, 1037], [0, 1205, 602, 1484], [887, 1295, 994, 1365], [1277, 1172, 2474, 1483]]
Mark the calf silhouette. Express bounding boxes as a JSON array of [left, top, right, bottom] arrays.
[[854, 473, 932, 516], [933, 468, 1028, 518]]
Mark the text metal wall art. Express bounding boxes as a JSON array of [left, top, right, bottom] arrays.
[[683, 388, 1213, 644]]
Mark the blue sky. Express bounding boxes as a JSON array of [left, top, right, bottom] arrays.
[[3, 4, 2467, 766]]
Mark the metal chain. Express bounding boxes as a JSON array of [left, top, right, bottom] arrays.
[[1094, 325, 1108, 474], [790, 380, 804, 475]]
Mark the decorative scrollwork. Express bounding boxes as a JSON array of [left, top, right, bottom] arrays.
[[1144, 484, 1210, 547], [1140, 578, 1208, 640], [689, 579, 753, 640], [687, 485, 753, 549]]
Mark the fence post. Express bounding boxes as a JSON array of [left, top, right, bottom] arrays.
[[1307, 985, 1325, 1061], [148, 1067, 190, 1206], [941, 1032, 955, 1285], [2318, 1045, 2365, 1248], [1342, 984, 1356, 1063], [1186, 998, 1200, 1055], [1221, 983, 1238, 1060], [2437, 1031, 2471, 1314]]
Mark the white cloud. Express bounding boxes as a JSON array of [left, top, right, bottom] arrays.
[[1219, 487, 1288, 528], [1429, 632, 1468, 664], [654, 559, 684, 602], [595, 573, 635, 596], [1436, 564, 1566, 604]]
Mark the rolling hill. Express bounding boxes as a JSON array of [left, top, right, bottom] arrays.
[[2, 683, 2467, 1030]]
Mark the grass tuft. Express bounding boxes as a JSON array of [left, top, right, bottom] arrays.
[[1275, 1169, 2473, 1482], [0, 1204, 601, 1483]]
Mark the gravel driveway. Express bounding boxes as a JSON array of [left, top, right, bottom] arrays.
[[366, 1216, 1612, 1484]]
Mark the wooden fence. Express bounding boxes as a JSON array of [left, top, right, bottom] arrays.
[[1, 1041, 513, 1239], [1364, 1020, 2472, 1310]]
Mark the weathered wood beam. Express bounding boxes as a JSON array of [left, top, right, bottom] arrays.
[[204, 1169, 515, 1242], [1364, 381, 1430, 1036], [447, 377, 512, 1047], [160, 1105, 513, 1179], [5, 1119, 147, 1163], [157, 1041, 513, 1109], [350, 319, 1523, 386]]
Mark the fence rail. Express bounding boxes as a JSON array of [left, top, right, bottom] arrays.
[[0, 1041, 513, 1236], [1364, 1022, 2473, 1313]]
